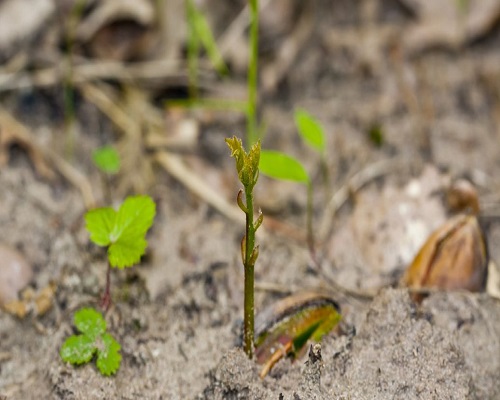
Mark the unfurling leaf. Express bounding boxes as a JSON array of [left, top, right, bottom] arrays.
[[402, 214, 488, 300], [259, 150, 309, 184], [294, 108, 325, 152], [255, 292, 341, 378], [225, 136, 261, 188]]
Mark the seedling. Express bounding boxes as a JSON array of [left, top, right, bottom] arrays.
[[259, 109, 326, 260], [186, 0, 228, 98], [60, 308, 121, 376], [92, 146, 121, 175], [85, 194, 156, 310], [226, 136, 263, 358]]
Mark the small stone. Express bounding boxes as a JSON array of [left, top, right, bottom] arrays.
[[0, 243, 33, 306]]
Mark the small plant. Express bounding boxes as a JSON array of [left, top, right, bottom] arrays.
[[259, 108, 326, 260], [226, 136, 262, 358], [186, 0, 228, 99], [60, 195, 155, 376], [60, 308, 121, 376], [92, 145, 121, 175], [85, 195, 156, 310]]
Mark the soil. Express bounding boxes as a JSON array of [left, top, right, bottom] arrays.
[[1, 1, 500, 399]]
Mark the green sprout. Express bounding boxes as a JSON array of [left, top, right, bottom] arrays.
[[259, 109, 326, 261], [186, 0, 228, 98], [92, 146, 121, 175], [85, 195, 156, 310], [247, 0, 260, 146], [60, 308, 121, 376], [226, 136, 263, 359]]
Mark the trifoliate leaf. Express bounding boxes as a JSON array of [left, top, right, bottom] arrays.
[[259, 150, 309, 184], [96, 333, 122, 376], [92, 146, 121, 174], [85, 208, 116, 247], [84, 195, 156, 268], [294, 108, 325, 153], [60, 335, 96, 365], [74, 308, 106, 339]]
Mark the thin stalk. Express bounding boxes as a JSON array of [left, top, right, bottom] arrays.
[[186, 0, 200, 99], [243, 188, 256, 358], [247, 0, 259, 147], [306, 180, 317, 264], [101, 262, 112, 312]]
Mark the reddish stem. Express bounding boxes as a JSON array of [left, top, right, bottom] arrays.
[[100, 262, 112, 312]]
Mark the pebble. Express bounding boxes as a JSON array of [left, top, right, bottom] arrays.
[[0, 243, 33, 306]]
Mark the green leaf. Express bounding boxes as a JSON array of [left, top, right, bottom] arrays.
[[96, 333, 122, 376], [74, 308, 106, 339], [259, 150, 309, 184], [190, 1, 229, 76], [85, 208, 116, 247], [60, 335, 96, 365], [108, 237, 147, 269], [92, 146, 120, 174], [108, 195, 156, 268], [85, 195, 156, 268], [294, 108, 325, 153]]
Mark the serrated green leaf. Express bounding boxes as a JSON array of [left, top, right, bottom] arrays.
[[294, 109, 325, 152], [108, 195, 155, 268], [259, 150, 309, 184], [92, 146, 121, 174], [85, 208, 116, 247], [96, 333, 122, 376], [60, 335, 96, 365], [111, 196, 156, 243], [85, 195, 156, 268], [108, 236, 147, 268], [74, 308, 106, 339]]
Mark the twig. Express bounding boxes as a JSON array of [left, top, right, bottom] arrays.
[[0, 59, 214, 93]]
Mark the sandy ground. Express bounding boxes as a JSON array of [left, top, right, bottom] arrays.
[[1, 1, 500, 399]]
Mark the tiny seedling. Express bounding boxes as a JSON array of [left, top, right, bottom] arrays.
[[259, 108, 326, 261], [226, 136, 263, 359], [186, 0, 228, 98], [92, 145, 121, 175], [60, 307, 121, 376], [85, 195, 156, 310]]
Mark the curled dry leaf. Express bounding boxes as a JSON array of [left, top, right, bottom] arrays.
[[254, 291, 341, 378], [402, 214, 488, 298], [446, 179, 479, 215]]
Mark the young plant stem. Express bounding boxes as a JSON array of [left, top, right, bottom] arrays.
[[100, 262, 112, 312], [186, 0, 200, 99], [306, 180, 317, 264], [243, 188, 256, 358], [247, 0, 259, 147]]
